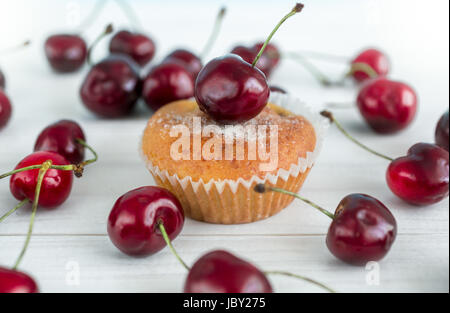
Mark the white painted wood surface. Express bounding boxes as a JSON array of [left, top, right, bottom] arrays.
[[0, 0, 448, 293]]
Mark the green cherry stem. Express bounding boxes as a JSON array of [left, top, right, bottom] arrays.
[[87, 23, 114, 66], [320, 110, 394, 161], [252, 3, 304, 68], [254, 184, 335, 219], [200, 6, 227, 60], [264, 270, 336, 293], [345, 62, 378, 79], [78, 0, 110, 33], [158, 221, 190, 271], [283, 51, 336, 86], [0, 199, 30, 223], [12, 161, 52, 270], [292, 50, 350, 63], [114, 0, 143, 30]]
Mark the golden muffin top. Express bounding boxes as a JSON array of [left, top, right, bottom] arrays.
[[141, 99, 316, 182]]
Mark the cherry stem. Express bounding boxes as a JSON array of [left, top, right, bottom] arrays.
[[0, 199, 30, 223], [291, 50, 350, 63], [264, 271, 336, 293], [320, 110, 394, 161], [114, 0, 143, 30], [0, 40, 31, 56], [254, 184, 335, 220], [78, 0, 109, 32], [345, 62, 378, 79], [12, 161, 52, 270], [325, 102, 355, 109], [87, 23, 114, 66], [283, 52, 336, 87], [0, 139, 98, 180], [200, 6, 227, 60], [252, 3, 304, 68], [158, 221, 190, 271]]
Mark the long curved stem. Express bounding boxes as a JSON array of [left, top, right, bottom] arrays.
[[200, 7, 227, 60], [114, 0, 143, 30], [265, 270, 336, 293], [346, 62, 378, 79], [13, 161, 52, 270], [78, 0, 109, 32], [292, 50, 350, 63], [87, 23, 114, 66], [320, 111, 394, 161], [158, 221, 190, 271], [252, 3, 304, 67], [283, 52, 336, 86], [0, 199, 30, 223]]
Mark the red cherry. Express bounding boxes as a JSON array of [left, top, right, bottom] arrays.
[[142, 62, 194, 111], [326, 194, 397, 265], [0, 90, 12, 130], [0, 69, 5, 89], [351, 48, 389, 82], [162, 49, 203, 80], [253, 42, 281, 69], [435, 111, 449, 151], [386, 143, 449, 206], [44, 34, 87, 73], [10, 151, 74, 208], [184, 250, 273, 293], [34, 120, 86, 164], [195, 54, 269, 123], [107, 186, 185, 257], [0, 267, 38, 293], [357, 77, 417, 134], [80, 58, 141, 117], [269, 85, 287, 94], [109, 30, 156, 67], [230, 45, 273, 78]]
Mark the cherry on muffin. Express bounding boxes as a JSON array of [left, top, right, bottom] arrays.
[[254, 185, 397, 265], [195, 3, 304, 123], [322, 111, 449, 206], [435, 111, 449, 151], [80, 24, 142, 118]]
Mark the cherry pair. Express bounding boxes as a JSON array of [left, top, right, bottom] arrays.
[[142, 7, 226, 111], [0, 120, 98, 293], [107, 185, 334, 293], [322, 111, 449, 206]]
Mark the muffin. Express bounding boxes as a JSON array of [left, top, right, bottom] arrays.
[[141, 93, 328, 224]]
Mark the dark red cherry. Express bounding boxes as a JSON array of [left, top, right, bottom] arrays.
[[230, 45, 273, 78], [386, 143, 449, 206], [195, 54, 269, 123], [435, 111, 449, 151], [109, 30, 156, 67], [0, 69, 5, 89], [326, 194, 397, 266], [162, 49, 203, 80], [357, 77, 417, 134], [44, 34, 87, 73], [269, 85, 287, 94], [253, 42, 280, 69], [34, 120, 86, 164], [10, 151, 74, 208], [0, 90, 12, 130], [107, 186, 184, 257], [351, 48, 389, 82], [80, 58, 141, 118], [0, 267, 38, 293], [184, 250, 273, 293], [142, 62, 194, 111]]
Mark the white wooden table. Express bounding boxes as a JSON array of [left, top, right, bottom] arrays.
[[0, 0, 448, 293]]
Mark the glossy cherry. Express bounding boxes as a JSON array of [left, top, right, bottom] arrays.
[[107, 186, 185, 257], [109, 30, 155, 67], [195, 54, 269, 123], [44, 34, 87, 73], [0, 267, 38, 293], [326, 194, 397, 265], [387, 143, 449, 206], [10, 151, 74, 208], [184, 250, 273, 293], [162, 49, 203, 80], [435, 111, 449, 151], [0, 90, 12, 130], [34, 120, 86, 164], [80, 57, 141, 117], [351, 48, 389, 83], [357, 77, 417, 134], [142, 62, 194, 111]]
